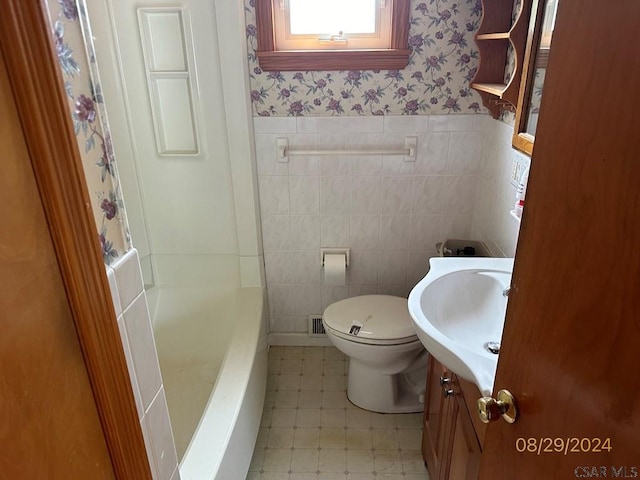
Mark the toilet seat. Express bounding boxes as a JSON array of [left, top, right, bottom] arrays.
[[323, 295, 418, 346]]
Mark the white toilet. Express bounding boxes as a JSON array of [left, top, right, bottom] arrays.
[[323, 295, 428, 413]]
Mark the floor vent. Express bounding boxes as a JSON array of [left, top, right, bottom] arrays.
[[308, 315, 326, 336]]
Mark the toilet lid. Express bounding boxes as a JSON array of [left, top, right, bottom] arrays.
[[323, 295, 417, 345]]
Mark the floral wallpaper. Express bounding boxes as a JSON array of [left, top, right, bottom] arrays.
[[244, 0, 486, 116], [46, 0, 131, 265]]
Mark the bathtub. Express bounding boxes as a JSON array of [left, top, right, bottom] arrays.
[[148, 278, 267, 480]]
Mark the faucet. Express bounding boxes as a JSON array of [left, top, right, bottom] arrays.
[[502, 287, 511, 297]]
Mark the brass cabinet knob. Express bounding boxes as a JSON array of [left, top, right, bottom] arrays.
[[477, 389, 518, 424]]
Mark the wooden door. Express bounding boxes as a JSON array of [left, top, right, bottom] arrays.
[[0, 2, 152, 478], [480, 1, 640, 478], [0, 44, 115, 479]]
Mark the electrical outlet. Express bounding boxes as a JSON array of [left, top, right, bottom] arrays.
[[510, 155, 530, 188]]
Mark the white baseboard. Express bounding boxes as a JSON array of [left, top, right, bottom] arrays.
[[268, 332, 333, 347]]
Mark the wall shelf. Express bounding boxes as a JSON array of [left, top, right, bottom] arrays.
[[472, 0, 534, 118]]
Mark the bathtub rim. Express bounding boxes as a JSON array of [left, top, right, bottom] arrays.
[[178, 286, 267, 480]]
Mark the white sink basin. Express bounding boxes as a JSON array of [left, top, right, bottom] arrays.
[[408, 257, 514, 395]]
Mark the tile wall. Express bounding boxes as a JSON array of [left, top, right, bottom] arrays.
[[471, 116, 530, 258], [255, 114, 485, 335], [106, 249, 180, 480]]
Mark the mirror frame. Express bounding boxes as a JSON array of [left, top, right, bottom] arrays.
[[512, 0, 548, 156]]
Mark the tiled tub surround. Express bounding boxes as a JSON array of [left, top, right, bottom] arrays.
[[247, 346, 429, 480], [256, 115, 484, 336], [106, 249, 179, 480]]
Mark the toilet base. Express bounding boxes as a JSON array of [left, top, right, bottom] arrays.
[[346, 358, 426, 413]]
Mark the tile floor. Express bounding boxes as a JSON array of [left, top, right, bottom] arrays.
[[246, 346, 430, 480]]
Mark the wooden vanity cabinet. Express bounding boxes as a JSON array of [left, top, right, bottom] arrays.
[[422, 356, 486, 480]]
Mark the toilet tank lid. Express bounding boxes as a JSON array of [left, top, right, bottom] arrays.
[[323, 295, 416, 341]]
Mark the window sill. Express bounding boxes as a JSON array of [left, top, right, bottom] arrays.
[[256, 49, 411, 71]]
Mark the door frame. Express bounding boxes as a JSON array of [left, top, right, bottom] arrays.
[[0, 2, 151, 478]]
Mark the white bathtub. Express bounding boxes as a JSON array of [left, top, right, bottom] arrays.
[[149, 278, 267, 480]]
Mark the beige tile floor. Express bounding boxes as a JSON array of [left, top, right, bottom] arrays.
[[246, 346, 430, 480]]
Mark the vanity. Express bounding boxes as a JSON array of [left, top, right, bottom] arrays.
[[422, 356, 486, 480], [408, 257, 514, 479]]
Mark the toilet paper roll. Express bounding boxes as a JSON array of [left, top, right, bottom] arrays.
[[323, 253, 346, 286]]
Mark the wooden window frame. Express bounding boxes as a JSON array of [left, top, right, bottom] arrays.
[[255, 0, 411, 71]]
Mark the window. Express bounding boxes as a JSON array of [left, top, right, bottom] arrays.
[[255, 0, 410, 71]]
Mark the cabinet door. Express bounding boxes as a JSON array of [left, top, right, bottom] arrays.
[[422, 356, 455, 479], [448, 389, 483, 480]]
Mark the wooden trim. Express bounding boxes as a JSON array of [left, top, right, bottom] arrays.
[[257, 49, 411, 71], [390, 0, 410, 49], [255, 0, 275, 52], [0, 3, 152, 479], [255, 0, 411, 71], [512, 0, 544, 156]]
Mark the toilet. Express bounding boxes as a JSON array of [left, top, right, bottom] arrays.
[[323, 295, 428, 413]]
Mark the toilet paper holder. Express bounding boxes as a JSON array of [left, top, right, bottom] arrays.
[[321, 248, 350, 268]]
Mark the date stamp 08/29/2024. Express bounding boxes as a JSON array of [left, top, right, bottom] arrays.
[[515, 438, 638, 478]]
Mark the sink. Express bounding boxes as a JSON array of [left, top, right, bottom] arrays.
[[408, 257, 514, 395]]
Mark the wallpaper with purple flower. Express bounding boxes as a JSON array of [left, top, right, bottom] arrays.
[[46, 0, 131, 265], [244, 0, 486, 117]]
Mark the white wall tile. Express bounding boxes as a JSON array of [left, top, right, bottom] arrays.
[[145, 388, 178, 480], [320, 215, 350, 247], [292, 284, 322, 315], [170, 466, 181, 480], [349, 284, 378, 297], [377, 284, 406, 297], [106, 267, 122, 317], [116, 313, 143, 419], [378, 215, 410, 251], [406, 251, 432, 289], [262, 215, 292, 251], [381, 177, 412, 214], [442, 176, 478, 215], [339, 116, 384, 133], [350, 177, 381, 215], [113, 249, 144, 310], [290, 251, 321, 284], [409, 214, 442, 252], [290, 176, 319, 214], [270, 314, 296, 332], [348, 251, 378, 284], [288, 134, 320, 175], [321, 285, 349, 310], [415, 132, 449, 175], [290, 215, 320, 250], [256, 134, 289, 175], [253, 116, 296, 134], [269, 284, 295, 315], [265, 251, 294, 284], [320, 177, 351, 214], [350, 216, 379, 250], [442, 214, 472, 239], [383, 115, 428, 133], [377, 252, 407, 285], [123, 293, 162, 412], [469, 115, 525, 259], [411, 176, 445, 214], [141, 414, 159, 479], [259, 176, 290, 215], [255, 118, 486, 334], [447, 131, 483, 174], [297, 116, 341, 134]]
